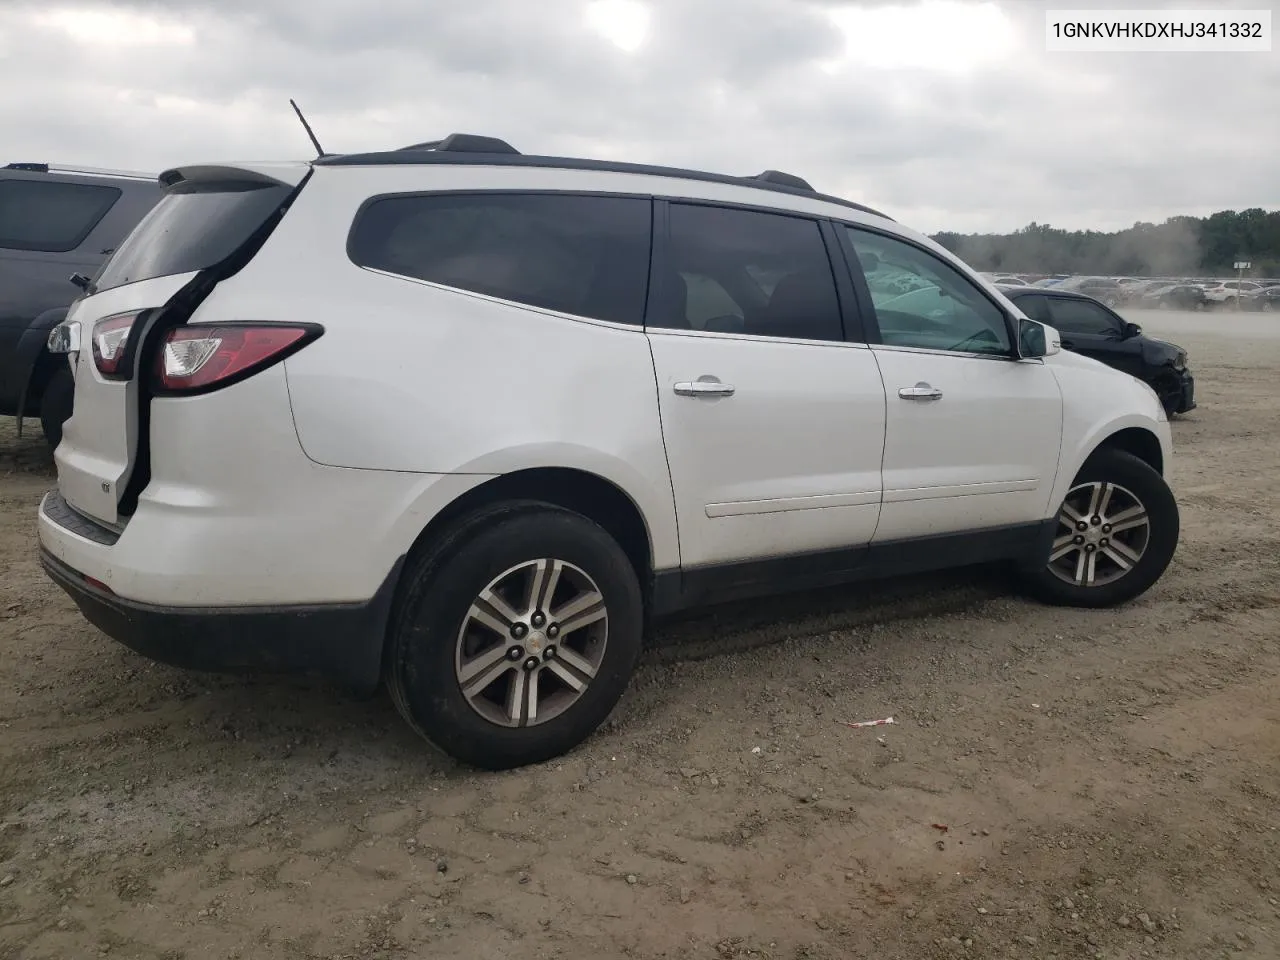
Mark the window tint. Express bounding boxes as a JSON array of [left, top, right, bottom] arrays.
[[1015, 293, 1053, 324], [0, 179, 121, 253], [349, 193, 652, 326], [844, 227, 1011, 355], [1047, 298, 1119, 336], [654, 204, 844, 342], [94, 180, 292, 293], [682, 272, 742, 330]]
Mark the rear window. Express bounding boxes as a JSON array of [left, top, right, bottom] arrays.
[[348, 192, 652, 326], [92, 180, 293, 293], [0, 178, 121, 252]]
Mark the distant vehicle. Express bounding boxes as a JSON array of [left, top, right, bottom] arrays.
[[1033, 277, 1065, 287], [999, 284, 1195, 416], [1140, 283, 1207, 310], [1201, 280, 1263, 307], [992, 275, 1031, 286], [1126, 280, 1169, 298], [0, 162, 160, 446], [1055, 276, 1124, 306], [1242, 284, 1280, 312]]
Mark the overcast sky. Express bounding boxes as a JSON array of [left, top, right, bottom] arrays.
[[1, 0, 1276, 233]]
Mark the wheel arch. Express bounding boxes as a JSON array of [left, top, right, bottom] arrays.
[[376, 466, 661, 684], [405, 467, 657, 584], [13, 307, 70, 425], [1047, 409, 1171, 521], [1089, 425, 1164, 476]]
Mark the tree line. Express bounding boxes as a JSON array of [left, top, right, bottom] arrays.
[[931, 208, 1280, 278]]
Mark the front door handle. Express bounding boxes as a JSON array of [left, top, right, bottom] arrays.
[[674, 377, 735, 398], [898, 381, 943, 401]]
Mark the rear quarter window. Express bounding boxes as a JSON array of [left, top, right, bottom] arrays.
[[347, 192, 653, 326], [0, 178, 121, 253]]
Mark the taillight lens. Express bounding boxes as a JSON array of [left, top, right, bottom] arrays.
[[155, 324, 320, 393], [91, 312, 142, 376]]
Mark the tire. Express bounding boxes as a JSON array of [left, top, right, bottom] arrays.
[[386, 501, 643, 770], [1019, 448, 1179, 608], [39, 366, 75, 448]]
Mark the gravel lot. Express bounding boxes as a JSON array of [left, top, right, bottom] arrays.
[[2, 309, 1278, 960]]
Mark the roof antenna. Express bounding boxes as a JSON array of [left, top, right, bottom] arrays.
[[289, 98, 325, 158]]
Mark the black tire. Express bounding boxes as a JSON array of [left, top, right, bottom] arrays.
[[39, 366, 75, 448], [386, 501, 643, 770], [1019, 448, 1179, 608]]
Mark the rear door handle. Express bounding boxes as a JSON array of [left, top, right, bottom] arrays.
[[898, 381, 943, 401], [674, 377, 735, 398]]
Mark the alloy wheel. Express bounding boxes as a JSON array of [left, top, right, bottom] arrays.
[[455, 558, 608, 727], [1047, 481, 1151, 588]]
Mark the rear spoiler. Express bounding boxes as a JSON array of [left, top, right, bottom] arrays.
[[158, 162, 312, 189]]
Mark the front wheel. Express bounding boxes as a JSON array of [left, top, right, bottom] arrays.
[[387, 502, 643, 770], [1019, 449, 1179, 608]]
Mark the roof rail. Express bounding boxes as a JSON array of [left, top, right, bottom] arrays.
[[316, 150, 890, 220], [3, 161, 155, 180], [397, 133, 521, 155]]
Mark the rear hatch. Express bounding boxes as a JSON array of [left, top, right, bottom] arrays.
[[55, 162, 310, 526]]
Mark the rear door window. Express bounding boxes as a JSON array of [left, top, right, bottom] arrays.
[[92, 180, 295, 293], [654, 203, 846, 342], [348, 192, 652, 326], [0, 178, 121, 253]]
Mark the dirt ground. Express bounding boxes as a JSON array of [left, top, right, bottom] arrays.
[[2, 309, 1278, 960]]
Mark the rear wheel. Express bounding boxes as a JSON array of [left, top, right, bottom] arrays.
[[39, 366, 75, 448], [1020, 449, 1178, 608], [387, 502, 643, 770]]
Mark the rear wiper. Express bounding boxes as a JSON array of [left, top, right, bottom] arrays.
[[69, 272, 96, 296]]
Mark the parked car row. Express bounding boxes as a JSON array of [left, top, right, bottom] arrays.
[[32, 133, 1181, 768], [980, 273, 1280, 311]]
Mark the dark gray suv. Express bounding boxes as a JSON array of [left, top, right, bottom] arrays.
[[1, 162, 159, 446]]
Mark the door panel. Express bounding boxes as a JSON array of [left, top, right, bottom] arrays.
[[648, 201, 887, 570], [871, 348, 1062, 540], [837, 224, 1065, 543], [649, 331, 885, 567]]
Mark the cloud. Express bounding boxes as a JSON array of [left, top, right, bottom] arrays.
[[1, 0, 1276, 233]]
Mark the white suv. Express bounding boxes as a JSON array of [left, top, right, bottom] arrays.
[[38, 134, 1179, 769], [1201, 279, 1262, 305]]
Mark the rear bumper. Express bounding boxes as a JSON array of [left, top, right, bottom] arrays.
[[41, 546, 401, 694]]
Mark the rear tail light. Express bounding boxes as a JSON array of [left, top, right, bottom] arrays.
[[92, 312, 143, 376], [154, 323, 321, 393]]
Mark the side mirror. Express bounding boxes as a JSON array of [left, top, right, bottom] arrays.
[[1018, 318, 1062, 359], [1122, 321, 1142, 338]]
